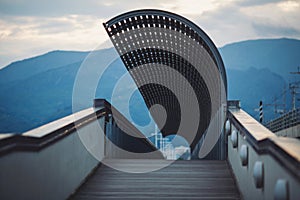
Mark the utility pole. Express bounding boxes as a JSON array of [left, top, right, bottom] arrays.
[[267, 96, 286, 114], [257, 94, 286, 122], [290, 66, 300, 75], [263, 96, 286, 115], [289, 82, 299, 111], [283, 84, 287, 113], [289, 67, 300, 111]]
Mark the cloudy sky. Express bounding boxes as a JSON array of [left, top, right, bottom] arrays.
[[0, 0, 299, 68]]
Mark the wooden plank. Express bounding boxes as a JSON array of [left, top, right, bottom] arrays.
[[70, 159, 241, 200]]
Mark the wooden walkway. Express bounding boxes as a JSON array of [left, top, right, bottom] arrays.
[[71, 159, 241, 199]]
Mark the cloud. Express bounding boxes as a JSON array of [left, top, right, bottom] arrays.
[[0, 0, 300, 68], [34, 19, 76, 34], [235, 0, 282, 6], [0, 0, 166, 18], [241, 1, 300, 37], [252, 23, 300, 37], [0, 0, 105, 17], [192, 3, 256, 46], [189, 0, 300, 47], [277, 0, 300, 11], [0, 15, 106, 68]]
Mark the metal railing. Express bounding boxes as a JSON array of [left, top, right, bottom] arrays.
[[265, 108, 300, 133]]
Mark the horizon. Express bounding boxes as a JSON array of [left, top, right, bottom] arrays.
[[1, 0, 300, 69], [1, 37, 299, 70]]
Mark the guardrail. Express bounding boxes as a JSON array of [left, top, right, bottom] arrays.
[[94, 99, 164, 158], [226, 101, 300, 200], [0, 107, 104, 200], [0, 107, 106, 156], [0, 99, 162, 200], [265, 108, 300, 133]]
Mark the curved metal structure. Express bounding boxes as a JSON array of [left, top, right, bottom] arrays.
[[104, 9, 227, 154]]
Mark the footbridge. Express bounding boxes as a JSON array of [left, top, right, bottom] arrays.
[[1, 9, 300, 200]]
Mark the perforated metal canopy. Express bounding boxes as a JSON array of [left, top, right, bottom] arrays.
[[104, 9, 227, 152]]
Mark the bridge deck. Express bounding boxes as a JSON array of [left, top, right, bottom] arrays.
[[71, 159, 241, 199]]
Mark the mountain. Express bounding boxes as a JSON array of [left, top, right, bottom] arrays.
[[0, 38, 299, 133], [0, 51, 88, 87], [227, 67, 287, 119], [219, 38, 300, 81], [0, 48, 152, 133], [221, 38, 299, 119], [0, 61, 81, 131]]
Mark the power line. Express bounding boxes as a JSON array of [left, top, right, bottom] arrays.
[[256, 67, 299, 121], [289, 82, 300, 111], [289, 67, 300, 111], [290, 66, 300, 75]]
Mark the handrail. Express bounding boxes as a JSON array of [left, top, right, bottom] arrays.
[[94, 99, 159, 151], [0, 99, 159, 156], [0, 108, 106, 156], [227, 108, 300, 179], [0, 99, 163, 200]]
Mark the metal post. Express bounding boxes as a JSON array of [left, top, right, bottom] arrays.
[[259, 101, 263, 123], [154, 124, 158, 148]]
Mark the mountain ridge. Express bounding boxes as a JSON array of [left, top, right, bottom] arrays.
[[0, 38, 299, 133], [219, 38, 300, 81]]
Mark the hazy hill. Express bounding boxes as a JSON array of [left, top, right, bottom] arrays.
[[0, 49, 150, 133], [0, 51, 89, 86], [220, 38, 300, 81], [0, 38, 299, 133], [227, 67, 287, 119]]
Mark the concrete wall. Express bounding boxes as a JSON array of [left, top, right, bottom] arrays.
[[0, 108, 106, 200], [227, 109, 300, 200], [0, 102, 163, 199], [0, 120, 104, 200]]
